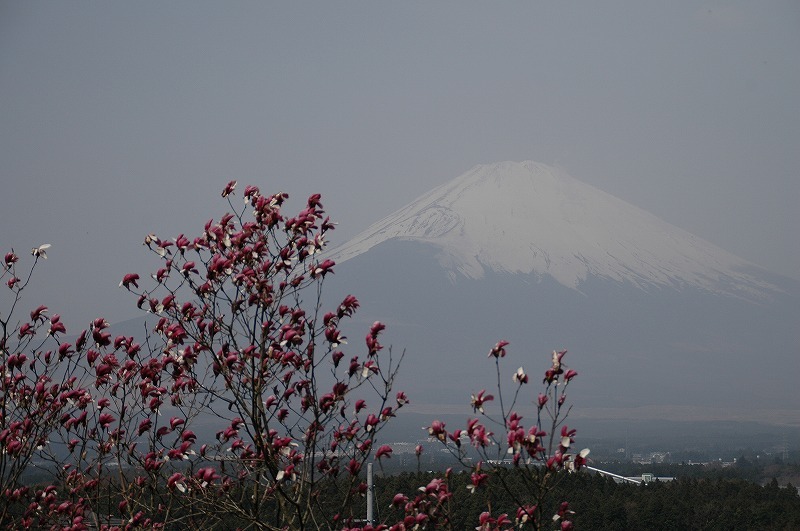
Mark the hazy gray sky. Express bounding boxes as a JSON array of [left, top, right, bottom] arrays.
[[2, 2, 799, 329]]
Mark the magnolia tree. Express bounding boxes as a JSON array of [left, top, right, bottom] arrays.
[[0, 244, 89, 526], [1, 182, 586, 531], [2, 184, 405, 529], [116, 183, 407, 529], [383, 345, 586, 531], [0, 246, 142, 528]]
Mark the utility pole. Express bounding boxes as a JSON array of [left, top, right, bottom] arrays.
[[366, 462, 374, 525]]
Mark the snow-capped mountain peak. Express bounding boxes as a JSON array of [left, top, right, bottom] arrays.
[[331, 161, 777, 298]]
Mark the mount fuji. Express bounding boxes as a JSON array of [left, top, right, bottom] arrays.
[[325, 161, 800, 423], [332, 161, 777, 300]]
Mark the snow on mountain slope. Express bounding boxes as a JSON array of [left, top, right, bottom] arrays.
[[330, 161, 778, 298]]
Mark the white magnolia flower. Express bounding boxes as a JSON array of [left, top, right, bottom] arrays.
[[31, 244, 51, 259]]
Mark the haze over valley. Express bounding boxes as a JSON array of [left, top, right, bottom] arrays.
[[324, 161, 800, 427], [4, 2, 799, 446]]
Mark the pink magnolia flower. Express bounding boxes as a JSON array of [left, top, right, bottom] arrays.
[[311, 259, 335, 278], [167, 472, 186, 492], [466, 418, 493, 448], [489, 340, 510, 358], [17, 323, 33, 338], [3, 251, 19, 267], [364, 414, 379, 432], [449, 429, 463, 447], [346, 458, 361, 476], [375, 445, 393, 459], [337, 294, 359, 318], [396, 391, 409, 406], [98, 413, 115, 429], [119, 273, 140, 289], [466, 470, 489, 493], [537, 393, 548, 408], [195, 467, 220, 487], [30, 305, 48, 322], [515, 505, 537, 526], [221, 180, 237, 197], [427, 420, 447, 442], [571, 448, 591, 471], [470, 389, 494, 413], [391, 493, 408, 508]]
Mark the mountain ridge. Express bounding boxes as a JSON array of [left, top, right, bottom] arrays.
[[330, 161, 779, 300]]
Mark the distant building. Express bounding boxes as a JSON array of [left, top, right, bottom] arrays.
[[586, 466, 674, 484]]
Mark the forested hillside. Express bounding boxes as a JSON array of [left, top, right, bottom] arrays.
[[373, 471, 800, 530]]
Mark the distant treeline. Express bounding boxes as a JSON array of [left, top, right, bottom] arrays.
[[371, 470, 800, 530], [11, 467, 800, 529]]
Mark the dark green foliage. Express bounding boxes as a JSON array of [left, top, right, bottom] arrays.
[[372, 471, 800, 530]]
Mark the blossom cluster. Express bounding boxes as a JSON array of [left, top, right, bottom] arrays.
[[1, 184, 406, 529]]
